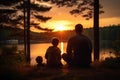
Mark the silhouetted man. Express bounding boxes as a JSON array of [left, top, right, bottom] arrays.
[[62, 24, 92, 67]]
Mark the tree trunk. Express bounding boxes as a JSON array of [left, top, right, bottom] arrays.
[[94, 0, 99, 61], [23, 0, 27, 62], [26, 0, 31, 64], [24, 0, 31, 64]]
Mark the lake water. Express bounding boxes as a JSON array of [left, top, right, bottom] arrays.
[[18, 42, 116, 65]]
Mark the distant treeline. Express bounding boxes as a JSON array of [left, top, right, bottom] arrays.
[[99, 25, 120, 52], [0, 25, 120, 52]]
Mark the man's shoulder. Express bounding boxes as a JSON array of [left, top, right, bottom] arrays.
[[69, 35, 77, 39], [48, 46, 60, 50], [80, 34, 90, 39]]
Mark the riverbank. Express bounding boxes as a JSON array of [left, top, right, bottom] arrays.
[[1, 64, 120, 80], [0, 53, 120, 80], [30, 67, 120, 80]]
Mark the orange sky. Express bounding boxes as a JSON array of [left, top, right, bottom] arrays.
[[31, 0, 120, 32]]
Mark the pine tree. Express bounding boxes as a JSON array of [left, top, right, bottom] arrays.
[[0, 0, 53, 31]]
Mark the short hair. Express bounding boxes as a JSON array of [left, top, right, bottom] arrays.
[[51, 37, 59, 46], [75, 24, 83, 33]]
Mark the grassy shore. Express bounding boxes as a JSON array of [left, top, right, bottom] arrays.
[[0, 46, 120, 80], [1, 63, 120, 80]]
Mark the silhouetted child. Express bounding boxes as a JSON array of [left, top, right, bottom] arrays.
[[36, 56, 44, 67], [45, 37, 62, 68]]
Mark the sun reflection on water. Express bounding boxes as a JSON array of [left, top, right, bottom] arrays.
[[60, 42, 64, 54]]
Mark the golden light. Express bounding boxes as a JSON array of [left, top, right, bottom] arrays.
[[52, 20, 73, 31], [55, 24, 66, 31], [38, 20, 74, 32], [60, 42, 64, 54]]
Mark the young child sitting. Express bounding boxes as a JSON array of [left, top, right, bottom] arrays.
[[45, 37, 62, 68], [36, 56, 44, 67]]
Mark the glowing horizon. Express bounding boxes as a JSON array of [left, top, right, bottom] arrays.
[[30, 16, 120, 32], [29, 0, 120, 32]]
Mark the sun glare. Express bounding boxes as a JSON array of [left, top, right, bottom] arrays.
[[40, 20, 73, 32], [55, 24, 66, 31]]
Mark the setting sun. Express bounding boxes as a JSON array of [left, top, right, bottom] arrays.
[[39, 20, 72, 32], [48, 20, 73, 31], [55, 24, 66, 31]]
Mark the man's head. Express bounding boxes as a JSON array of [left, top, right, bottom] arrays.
[[75, 24, 83, 34]]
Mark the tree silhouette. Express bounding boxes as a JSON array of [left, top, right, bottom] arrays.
[[93, 0, 99, 61], [0, 0, 53, 63], [0, 0, 53, 31], [48, 0, 103, 20]]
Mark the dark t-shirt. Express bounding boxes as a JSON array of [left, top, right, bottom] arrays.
[[45, 46, 62, 67], [67, 34, 92, 66]]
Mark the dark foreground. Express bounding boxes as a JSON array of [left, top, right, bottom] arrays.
[[1, 65, 120, 80]]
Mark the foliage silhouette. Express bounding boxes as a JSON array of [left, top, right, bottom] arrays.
[[0, 0, 53, 31], [48, 0, 104, 20]]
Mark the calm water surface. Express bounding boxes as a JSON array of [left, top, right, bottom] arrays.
[[18, 42, 116, 65]]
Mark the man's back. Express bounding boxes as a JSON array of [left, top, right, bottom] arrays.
[[67, 34, 92, 66], [63, 23, 92, 67]]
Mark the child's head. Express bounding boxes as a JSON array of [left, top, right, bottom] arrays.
[[36, 56, 43, 64], [51, 37, 59, 46]]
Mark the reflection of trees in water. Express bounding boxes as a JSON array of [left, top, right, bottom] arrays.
[[99, 40, 120, 57], [99, 25, 120, 57], [91, 49, 116, 62], [100, 49, 116, 61], [60, 42, 64, 54]]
